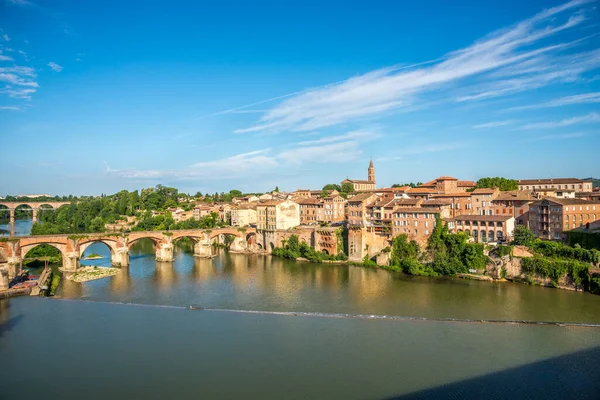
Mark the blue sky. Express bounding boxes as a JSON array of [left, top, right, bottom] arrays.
[[0, 0, 599, 196]]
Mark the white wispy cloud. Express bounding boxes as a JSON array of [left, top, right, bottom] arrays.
[[0, 49, 14, 61], [47, 61, 63, 72], [2, 34, 10, 42], [0, 87, 37, 99], [0, 105, 21, 111], [230, 0, 596, 134], [508, 92, 600, 110], [520, 132, 588, 142], [472, 120, 516, 129], [520, 112, 600, 129], [0, 72, 39, 87], [107, 129, 379, 181]]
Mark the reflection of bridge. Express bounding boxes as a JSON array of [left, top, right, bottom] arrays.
[[0, 228, 259, 289], [0, 201, 71, 236]]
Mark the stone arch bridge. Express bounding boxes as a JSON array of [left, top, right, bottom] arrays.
[[0, 201, 72, 236], [0, 227, 258, 286]]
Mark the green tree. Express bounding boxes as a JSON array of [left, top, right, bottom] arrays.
[[475, 177, 518, 191], [512, 225, 535, 246], [391, 234, 420, 262], [322, 184, 342, 191], [341, 182, 355, 193]]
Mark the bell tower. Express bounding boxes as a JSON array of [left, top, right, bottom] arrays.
[[368, 159, 375, 183]]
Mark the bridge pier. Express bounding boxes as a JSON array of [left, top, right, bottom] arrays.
[[9, 208, 15, 237], [32, 208, 38, 224], [62, 252, 80, 271], [111, 248, 129, 267], [193, 241, 213, 258], [229, 237, 247, 253], [155, 243, 174, 262], [0, 266, 9, 290]]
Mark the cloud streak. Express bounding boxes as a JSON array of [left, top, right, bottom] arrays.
[[520, 112, 600, 129], [508, 92, 600, 110], [47, 62, 63, 72], [472, 120, 516, 129], [107, 130, 377, 181], [233, 0, 596, 134]]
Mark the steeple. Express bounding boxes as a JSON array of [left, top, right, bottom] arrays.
[[368, 159, 375, 183]]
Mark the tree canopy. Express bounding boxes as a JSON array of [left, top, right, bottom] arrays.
[[474, 177, 518, 191]]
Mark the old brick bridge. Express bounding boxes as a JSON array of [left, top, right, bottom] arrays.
[[0, 226, 355, 289]]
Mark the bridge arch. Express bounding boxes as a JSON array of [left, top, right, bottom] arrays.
[[78, 239, 118, 259]]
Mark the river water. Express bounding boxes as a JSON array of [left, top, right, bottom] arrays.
[[1, 222, 600, 399]]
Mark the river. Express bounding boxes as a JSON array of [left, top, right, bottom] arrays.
[[1, 221, 600, 398]]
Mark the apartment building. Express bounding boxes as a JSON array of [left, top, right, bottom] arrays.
[[528, 198, 600, 241], [230, 205, 257, 227], [446, 215, 515, 243], [491, 190, 536, 226], [347, 192, 379, 227], [518, 178, 593, 193], [392, 207, 444, 246], [471, 187, 500, 215], [256, 199, 300, 231], [296, 198, 324, 224], [322, 194, 347, 223]]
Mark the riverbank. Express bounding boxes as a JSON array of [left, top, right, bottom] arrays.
[[66, 266, 120, 282]]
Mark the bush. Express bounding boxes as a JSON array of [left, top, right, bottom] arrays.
[[521, 256, 590, 287], [512, 225, 535, 246], [497, 245, 513, 257]]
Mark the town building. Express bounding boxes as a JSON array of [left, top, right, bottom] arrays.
[[341, 159, 376, 192], [256, 199, 300, 231], [470, 187, 500, 215], [446, 215, 515, 243], [491, 190, 537, 226], [193, 204, 213, 220], [322, 194, 347, 223], [528, 198, 600, 241], [518, 178, 593, 193], [347, 192, 379, 227], [296, 198, 324, 224], [392, 206, 450, 246], [230, 205, 257, 227]]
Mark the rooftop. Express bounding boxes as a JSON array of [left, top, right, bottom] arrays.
[[532, 197, 600, 206], [450, 215, 514, 222], [347, 192, 378, 202], [471, 188, 499, 194], [519, 178, 591, 185]]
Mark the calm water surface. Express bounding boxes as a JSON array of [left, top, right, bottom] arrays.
[[60, 239, 600, 324]]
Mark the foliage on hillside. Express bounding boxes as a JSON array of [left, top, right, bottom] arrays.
[[133, 212, 227, 231], [388, 217, 489, 277], [564, 230, 600, 250], [521, 257, 590, 288], [272, 234, 347, 263]]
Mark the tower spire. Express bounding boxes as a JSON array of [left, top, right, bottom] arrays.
[[368, 158, 375, 183]]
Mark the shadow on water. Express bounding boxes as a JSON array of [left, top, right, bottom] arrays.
[[387, 346, 600, 400], [0, 314, 24, 337]]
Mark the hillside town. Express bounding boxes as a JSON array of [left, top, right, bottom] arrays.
[[150, 161, 600, 249]]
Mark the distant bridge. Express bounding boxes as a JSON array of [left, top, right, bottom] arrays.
[[0, 201, 72, 235]]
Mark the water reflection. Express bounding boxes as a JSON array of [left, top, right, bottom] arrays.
[[55, 237, 600, 323]]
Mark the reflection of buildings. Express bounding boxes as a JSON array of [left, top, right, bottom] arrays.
[[155, 261, 176, 289], [110, 268, 133, 295]]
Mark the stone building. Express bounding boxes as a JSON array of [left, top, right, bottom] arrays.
[[230, 205, 257, 227], [446, 215, 515, 243], [528, 198, 600, 241], [470, 187, 500, 216], [296, 198, 324, 224], [518, 178, 593, 193], [392, 207, 447, 246], [322, 194, 347, 223], [347, 192, 379, 227], [491, 190, 537, 227], [256, 199, 300, 231]]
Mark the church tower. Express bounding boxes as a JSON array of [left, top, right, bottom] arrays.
[[368, 159, 375, 183]]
